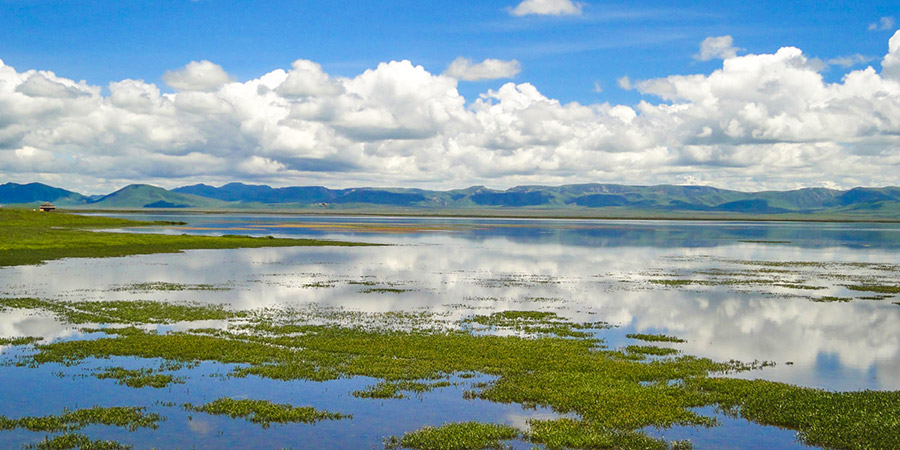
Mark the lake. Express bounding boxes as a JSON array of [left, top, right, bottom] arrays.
[[1, 214, 899, 449]]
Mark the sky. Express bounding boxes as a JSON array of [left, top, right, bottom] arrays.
[[0, 0, 899, 194]]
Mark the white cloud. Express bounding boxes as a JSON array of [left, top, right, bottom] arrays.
[[2, 32, 900, 193], [869, 16, 896, 31], [592, 81, 602, 93], [444, 57, 521, 81], [826, 54, 875, 68], [883, 30, 900, 80], [162, 60, 233, 92], [509, 0, 582, 17], [695, 35, 740, 61], [617, 76, 632, 90]]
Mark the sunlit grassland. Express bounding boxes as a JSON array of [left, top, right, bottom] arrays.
[[2, 298, 897, 450], [0, 209, 371, 267]]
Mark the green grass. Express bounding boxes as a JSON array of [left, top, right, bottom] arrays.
[[0, 336, 43, 346], [625, 345, 680, 357], [94, 367, 182, 388], [353, 380, 452, 399], [10, 301, 900, 450], [0, 406, 161, 433], [26, 433, 132, 450], [0, 209, 372, 267], [386, 422, 520, 450], [626, 334, 686, 343], [843, 284, 900, 294], [110, 282, 228, 292], [184, 398, 350, 428], [0, 298, 244, 324]]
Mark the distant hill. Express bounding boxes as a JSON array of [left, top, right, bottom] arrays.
[[4, 181, 900, 218], [88, 184, 229, 209], [0, 182, 88, 206]]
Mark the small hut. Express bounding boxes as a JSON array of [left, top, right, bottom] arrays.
[[39, 202, 56, 212]]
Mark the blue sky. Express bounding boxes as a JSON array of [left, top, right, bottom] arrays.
[[1, 0, 899, 192], [3, 0, 896, 104]]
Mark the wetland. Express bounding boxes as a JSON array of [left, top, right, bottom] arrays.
[[1, 212, 899, 449]]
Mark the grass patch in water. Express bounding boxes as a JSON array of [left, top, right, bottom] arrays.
[[526, 418, 691, 450], [184, 398, 349, 428], [0, 406, 161, 432], [626, 334, 686, 343], [0, 209, 372, 267], [843, 284, 900, 294], [625, 345, 680, 357], [386, 422, 520, 450], [359, 288, 412, 294], [26, 433, 132, 450], [94, 367, 183, 388], [110, 282, 228, 292], [0, 336, 43, 346], [353, 380, 452, 399], [0, 298, 243, 324], [464, 311, 607, 338]]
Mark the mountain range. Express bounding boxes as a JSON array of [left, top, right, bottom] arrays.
[[3, 181, 900, 218]]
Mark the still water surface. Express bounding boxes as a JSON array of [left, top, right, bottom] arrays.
[[1, 214, 899, 449]]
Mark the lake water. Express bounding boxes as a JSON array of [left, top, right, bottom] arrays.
[[1, 214, 899, 449]]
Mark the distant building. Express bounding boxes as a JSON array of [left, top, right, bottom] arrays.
[[39, 202, 56, 212]]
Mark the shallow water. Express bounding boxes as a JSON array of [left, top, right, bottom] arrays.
[[2, 214, 899, 448]]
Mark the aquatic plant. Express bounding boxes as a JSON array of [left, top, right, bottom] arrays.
[[386, 422, 520, 450], [0, 406, 161, 432], [625, 345, 680, 357], [625, 334, 686, 343], [94, 367, 182, 388], [353, 380, 452, 399], [0, 298, 243, 324], [0, 336, 43, 346], [26, 433, 132, 450], [184, 398, 349, 428]]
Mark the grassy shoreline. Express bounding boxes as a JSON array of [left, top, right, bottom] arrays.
[[0, 209, 373, 267]]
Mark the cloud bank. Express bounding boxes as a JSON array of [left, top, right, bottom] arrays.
[[445, 57, 521, 81], [1, 31, 900, 193], [509, 0, 582, 17]]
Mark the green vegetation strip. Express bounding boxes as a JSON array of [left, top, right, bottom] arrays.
[[626, 334, 686, 343], [386, 422, 520, 450], [94, 367, 183, 389], [8, 300, 900, 450], [0, 336, 43, 346], [0, 209, 372, 267], [0, 406, 161, 432], [26, 434, 132, 450], [184, 398, 349, 428], [0, 298, 243, 324]]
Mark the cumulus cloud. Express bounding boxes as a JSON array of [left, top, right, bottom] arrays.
[[509, 0, 582, 17], [869, 16, 896, 31], [826, 54, 875, 68], [883, 30, 900, 80], [695, 35, 740, 61], [444, 57, 521, 81], [162, 60, 233, 91], [2, 32, 900, 193]]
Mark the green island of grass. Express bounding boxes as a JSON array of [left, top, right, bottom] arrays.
[[26, 433, 133, 450], [184, 398, 350, 428], [0, 406, 161, 433], [0, 209, 371, 267], [3, 299, 896, 450], [94, 366, 183, 389]]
